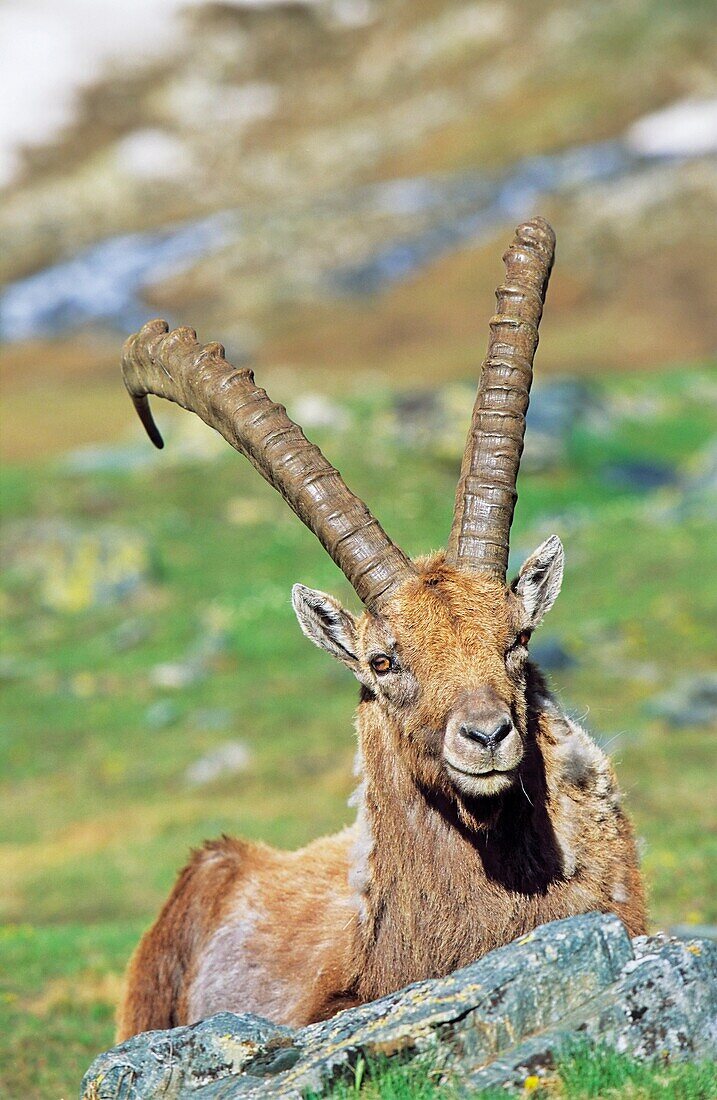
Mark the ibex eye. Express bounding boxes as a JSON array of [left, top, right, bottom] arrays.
[[370, 654, 392, 675]]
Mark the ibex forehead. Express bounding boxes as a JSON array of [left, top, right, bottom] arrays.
[[366, 555, 513, 648]]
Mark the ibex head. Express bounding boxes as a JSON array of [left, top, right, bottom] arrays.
[[292, 535, 562, 801], [123, 218, 557, 806]]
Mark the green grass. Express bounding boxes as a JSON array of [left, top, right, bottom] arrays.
[[1, 363, 715, 1097], [558, 1043, 717, 1098], [0, 923, 143, 1099], [314, 1047, 717, 1098], [310, 1054, 453, 1100]]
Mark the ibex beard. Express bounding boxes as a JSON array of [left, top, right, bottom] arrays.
[[116, 219, 647, 1041]]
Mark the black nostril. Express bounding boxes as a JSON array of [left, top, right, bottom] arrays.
[[459, 725, 491, 747], [459, 718, 513, 748], [491, 718, 513, 744]]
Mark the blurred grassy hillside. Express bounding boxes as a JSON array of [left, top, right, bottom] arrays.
[[1, 362, 716, 1096]]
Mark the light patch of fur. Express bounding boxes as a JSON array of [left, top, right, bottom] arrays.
[[554, 793, 579, 878], [612, 882, 629, 905], [541, 707, 624, 879], [544, 704, 617, 807], [187, 899, 264, 1022], [554, 719, 604, 788], [347, 749, 374, 923]]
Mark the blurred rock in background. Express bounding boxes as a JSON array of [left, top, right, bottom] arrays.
[[1, 519, 151, 612]]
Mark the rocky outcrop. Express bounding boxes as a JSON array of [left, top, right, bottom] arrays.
[[81, 913, 717, 1098]]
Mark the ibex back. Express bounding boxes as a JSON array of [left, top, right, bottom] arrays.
[[117, 219, 646, 1040]]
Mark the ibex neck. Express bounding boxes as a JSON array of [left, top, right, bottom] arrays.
[[351, 702, 563, 1000]]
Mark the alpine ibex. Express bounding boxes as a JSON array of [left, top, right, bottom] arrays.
[[117, 218, 646, 1040]]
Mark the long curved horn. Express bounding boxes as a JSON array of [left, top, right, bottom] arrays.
[[122, 320, 415, 609], [446, 217, 555, 578]]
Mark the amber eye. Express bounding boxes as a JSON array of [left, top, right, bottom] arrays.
[[370, 654, 392, 675], [517, 630, 532, 648]]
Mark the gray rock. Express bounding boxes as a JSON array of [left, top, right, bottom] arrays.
[[150, 608, 234, 692], [189, 709, 235, 733], [0, 654, 25, 682], [63, 414, 234, 477], [80, 913, 717, 1099], [600, 459, 679, 492], [392, 379, 595, 474], [110, 619, 150, 653], [81, 1013, 298, 1099], [144, 700, 181, 730], [329, 143, 629, 297], [149, 661, 203, 691], [461, 936, 717, 1091], [184, 741, 251, 787], [0, 213, 233, 343], [523, 379, 597, 473], [291, 395, 349, 432], [670, 438, 717, 521], [647, 673, 717, 728], [582, 934, 717, 1059], [669, 924, 717, 942], [531, 637, 576, 672], [61, 442, 159, 475]]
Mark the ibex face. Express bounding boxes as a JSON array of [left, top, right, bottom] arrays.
[[293, 535, 563, 801]]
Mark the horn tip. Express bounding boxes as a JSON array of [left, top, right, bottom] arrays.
[[514, 217, 556, 251], [131, 394, 165, 449]]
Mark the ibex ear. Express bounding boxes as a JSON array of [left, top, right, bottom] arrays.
[[513, 535, 564, 627], [292, 585, 361, 674]]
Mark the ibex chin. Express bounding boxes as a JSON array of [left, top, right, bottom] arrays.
[[117, 218, 646, 1041]]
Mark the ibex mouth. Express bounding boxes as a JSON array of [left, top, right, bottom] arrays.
[[445, 762, 515, 779]]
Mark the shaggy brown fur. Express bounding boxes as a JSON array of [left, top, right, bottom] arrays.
[[118, 557, 646, 1040]]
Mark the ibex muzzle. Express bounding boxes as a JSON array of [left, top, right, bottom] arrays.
[[446, 688, 519, 787]]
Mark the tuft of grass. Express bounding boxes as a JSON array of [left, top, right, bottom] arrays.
[[316, 1046, 717, 1099], [306, 1054, 455, 1100], [556, 1043, 717, 1099]]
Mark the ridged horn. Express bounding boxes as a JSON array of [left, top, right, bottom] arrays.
[[122, 320, 416, 609], [446, 218, 555, 578]]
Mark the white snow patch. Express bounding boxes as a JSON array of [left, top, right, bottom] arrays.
[[163, 78, 279, 130], [0, 0, 315, 188], [626, 98, 717, 158], [114, 129, 194, 181], [0, 0, 187, 187]]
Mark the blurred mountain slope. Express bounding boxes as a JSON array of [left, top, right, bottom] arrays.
[[1, 0, 716, 458]]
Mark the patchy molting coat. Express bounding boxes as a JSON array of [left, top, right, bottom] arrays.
[[117, 559, 646, 1039]]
